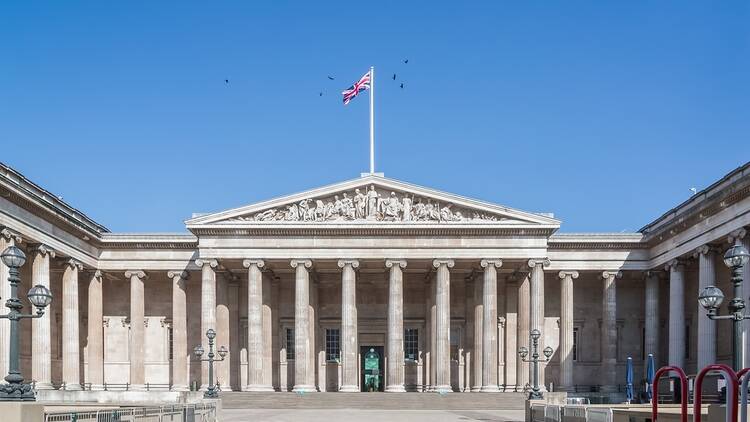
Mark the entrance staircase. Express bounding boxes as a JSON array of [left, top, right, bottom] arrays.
[[221, 391, 527, 410]]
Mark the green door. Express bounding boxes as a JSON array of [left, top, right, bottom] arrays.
[[361, 347, 383, 392]]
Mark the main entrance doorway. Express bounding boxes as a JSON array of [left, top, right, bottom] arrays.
[[360, 346, 384, 392]]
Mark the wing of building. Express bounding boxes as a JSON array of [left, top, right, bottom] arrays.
[[0, 161, 749, 395]]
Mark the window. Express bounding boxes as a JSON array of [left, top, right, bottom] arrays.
[[286, 328, 295, 360], [572, 327, 579, 362], [168, 326, 173, 361], [450, 328, 460, 361], [326, 328, 340, 361], [404, 329, 419, 361]]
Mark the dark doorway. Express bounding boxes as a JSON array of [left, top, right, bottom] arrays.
[[360, 346, 384, 392]]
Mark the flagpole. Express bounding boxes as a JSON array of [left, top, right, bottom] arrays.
[[369, 65, 375, 174]]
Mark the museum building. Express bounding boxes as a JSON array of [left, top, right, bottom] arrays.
[[0, 161, 749, 394]]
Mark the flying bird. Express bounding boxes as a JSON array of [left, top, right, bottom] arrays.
[[392, 73, 397, 80], [403, 59, 409, 64], [319, 92, 323, 97], [327, 76, 335, 80], [224, 79, 229, 84], [689, 187, 697, 195], [400, 83, 404, 89]]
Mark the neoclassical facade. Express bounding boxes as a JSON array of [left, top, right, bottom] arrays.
[[0, 161, 749, 394]]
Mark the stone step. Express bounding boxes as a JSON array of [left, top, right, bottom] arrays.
[[220, 392, 527, 410]]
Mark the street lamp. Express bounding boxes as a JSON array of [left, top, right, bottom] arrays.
[[518, 328, 553, 399], [193, 328, 228, 399], [0, 246, 53, 401], [698, 244, 750, 371]]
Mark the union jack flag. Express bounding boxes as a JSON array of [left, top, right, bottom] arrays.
[[341, 71, 371, 105]]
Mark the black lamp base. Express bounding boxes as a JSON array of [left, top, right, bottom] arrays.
[[0, 382, 36, 401]]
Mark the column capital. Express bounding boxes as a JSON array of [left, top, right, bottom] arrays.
[[432, 259, 454, 269], [64, 259, 84, 271], [480, 259, 503, 269], [337, 259, 360, 269], [693, 245, 719, 258], [124, 270, 147, 280], [195, 258, 218, 269], [557, 271, 579, 280], [728, 228, 748, 244], [385, 259, 407, 269], [167, 270, 189, 280], [645, 270, 665, 280], [527, 258, 550, 269], [0, 227, 22, 244], [242, 259, 265, 269], [31, 244, 56, 258], [600, 270, 622, 280], [290, 259, 312, 269], [92, 269, 104, 279], [664, 259, 686, 271]]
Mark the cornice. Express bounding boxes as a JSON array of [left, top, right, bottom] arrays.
[[548, 233, 647, 250], [97, 233, 198, 250], [188, 226, 557, 237]]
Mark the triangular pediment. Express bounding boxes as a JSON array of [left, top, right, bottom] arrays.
[[185, 175, 560, 228]]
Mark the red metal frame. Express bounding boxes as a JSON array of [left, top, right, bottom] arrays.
[[694, 364, 738, 422], [652, 366, 688, 422]]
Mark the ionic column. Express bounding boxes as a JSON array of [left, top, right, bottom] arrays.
[[385, 259, 407, 392], [62, 259, 83, 390], [423, 279, 432, 391], [338, 259, 360, 392], [0, 228, 22, 379], [517, 273, 530, 388], [243, 259, 272, 391], [644, 271, 661, 366], [695, 246, 717, 369], [216, 274, 231, 388], [31, 244, 55, 390], [504, 275, 518, 391], [168, 270, 189, 391], [666, 260, 685, 369], [262, 275, 273, 390], [433, 259, 454, 392], [291, 259, 315, 392], [600, 270, 619, 392], [528, 259, 548, 387], [471, 274, 483, 392], [729, 229, 750, 368], [126, 270, 147, 390], [480, 259, 502, 392], [558, 271, 578, 391], [195, 258, 218, 389], [87, 270, 104, 390]]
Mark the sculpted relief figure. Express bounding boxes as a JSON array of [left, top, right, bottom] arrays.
[[354, 188, 366, 219], [366, 185, 379, 218], [243, 185, 504, 223]]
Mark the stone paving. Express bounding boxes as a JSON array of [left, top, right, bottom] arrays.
[[222, 408, 526, 422]]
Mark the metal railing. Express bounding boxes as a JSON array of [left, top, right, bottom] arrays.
[[36, 382, 175, 391], [45, 403, 217, 422]]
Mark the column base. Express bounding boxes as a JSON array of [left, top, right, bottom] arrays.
[[129, 384, 146, 391], [246, 384, 275, 392], [480, 385, 500, 392], [470, 386, 482, 392], [34, 382, 54, 390], [63, 383, 82, 391], [292, 384, 316, 393], [385, 385, 406, 393], [339, 385, 360, 392], [171, 384, 189, 392], [434, 385, 451, 393], [89, 384, 105, 391]]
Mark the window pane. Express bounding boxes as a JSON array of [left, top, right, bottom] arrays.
[[326, 328, 340, 361], [404, 328, 418, 360], [286, 328, 295, 360]]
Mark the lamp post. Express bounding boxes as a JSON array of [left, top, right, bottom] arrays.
[[698, 244, 750, 371], [518, 328, 554, 400], [193, 328, 227, 399], [0, 246, 53, 401]]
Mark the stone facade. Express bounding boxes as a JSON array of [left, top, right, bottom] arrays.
[[0, 161, 749, 393]]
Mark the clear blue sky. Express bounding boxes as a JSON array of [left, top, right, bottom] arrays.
[[1, 2, 748, 233]]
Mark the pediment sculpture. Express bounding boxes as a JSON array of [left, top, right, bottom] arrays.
[[230, 185, 502, 223]]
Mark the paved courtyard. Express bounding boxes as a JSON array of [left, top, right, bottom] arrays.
[[222, 408, 525, 422]]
